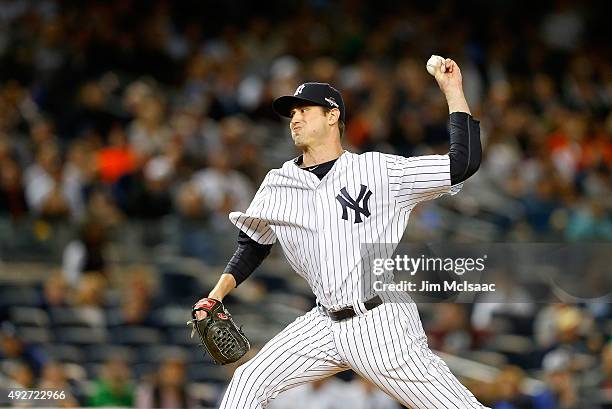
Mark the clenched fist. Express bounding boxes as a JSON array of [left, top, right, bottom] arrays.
[[430, 57, 463, 97], [426, 55, 470, 114]]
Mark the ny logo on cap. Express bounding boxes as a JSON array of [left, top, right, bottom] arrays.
[[294, 84, 306, 95], [324, 97, 338, 108], [336, 184, 372, 224]]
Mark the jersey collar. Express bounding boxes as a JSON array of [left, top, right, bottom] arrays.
[[292, 150, 349, 169], [292, 150, 351, 187]]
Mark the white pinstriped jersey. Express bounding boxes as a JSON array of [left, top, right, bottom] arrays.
[[229, 150, 461, 310]]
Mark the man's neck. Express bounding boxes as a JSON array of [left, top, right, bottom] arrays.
[[300, 142, 344, 167]]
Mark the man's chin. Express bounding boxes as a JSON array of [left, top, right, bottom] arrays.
[[292, 136, 306, 147]]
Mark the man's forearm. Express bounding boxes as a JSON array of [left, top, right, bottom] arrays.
[[445, 90, 471, 115], [208, 273, 237, 300]]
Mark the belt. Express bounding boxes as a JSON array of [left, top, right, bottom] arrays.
[[319, 295, 383, 321]]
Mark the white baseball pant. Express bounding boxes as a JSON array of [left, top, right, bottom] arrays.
[[219, 301, 489, 409]]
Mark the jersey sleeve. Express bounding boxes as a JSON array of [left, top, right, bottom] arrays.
[[228, 173, 278, 245], [384, 153, 462, 209]]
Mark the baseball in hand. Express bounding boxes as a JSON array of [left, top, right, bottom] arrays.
[[426, 55, 446, 76]]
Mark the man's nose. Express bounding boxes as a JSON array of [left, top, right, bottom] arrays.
[[291, 111, 303, 123]]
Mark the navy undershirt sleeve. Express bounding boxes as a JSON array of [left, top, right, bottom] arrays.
[[224, 230, 273, 286], [448, 112, 482, 185]]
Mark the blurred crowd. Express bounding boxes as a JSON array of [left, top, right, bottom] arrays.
[[0, 0, 610, 250], [2, 270, 612, 407], [0, 268, 226, 408], [0, 0, 611, 408]]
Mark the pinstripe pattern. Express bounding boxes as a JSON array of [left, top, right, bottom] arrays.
[[220, 308, 348, 408], [223, 151, 488, 408]]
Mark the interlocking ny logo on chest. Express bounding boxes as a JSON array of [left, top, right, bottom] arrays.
[[336, 184, 372, 223]]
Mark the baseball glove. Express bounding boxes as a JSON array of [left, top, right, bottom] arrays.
[[188, 298, 250, 365]]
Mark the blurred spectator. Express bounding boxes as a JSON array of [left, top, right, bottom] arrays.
[[344, 377, 401, 409], [4, 361, 35, 389], [534, 304, 567, 350], [492, 365, 534, 409], [176, 182, 208, 220], [85, 187, 123, 229], [602, 343, 612, 390], [0, 157, 28, 221], [109, 294, 152, 327], [0, 323, 46, 376], [88, 356, 135, 407], [532, 349, 579, 409], [72, 273, 108, 327], [472, 271, 535, 333], [73, 79, 119, 139], [533, 305, 597, 359], [190, 149, 254, 228], [118, 155, 174, 219], [135, 356, 196, 409], [123, 268, 157, 302], [62, 220, 109, 285], [108, 270, 155, 327], [39, 272, 71, 310], [521, 178, 559, 235], [269, 376, 400, 409], [427, 304, 486, 354], [177, 105, 220, 166], [23, 142, 84, 220], [28, 119, 58, 151], [38, 361, 80, 407], [127, 93, 172, 158], [540, 2, 584, 52], [74, 273, 107, 307], [268, 377, 346, 409], [565, 199, 612, 241], [551, 307, 592, 355], [96, 124, 138, 184]]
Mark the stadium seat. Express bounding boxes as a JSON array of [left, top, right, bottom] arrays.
[[108, 326, 163, 345], [133, 362, 157, 380], [187, 382, 224, 408], [159, 270, 204, 302], [166, 327, 200, 346], [49, 307, 105, 327], [10, 306, 50, 327], [138, 344, 188, 363], [63, 362, 87, 382], [54, 326, 108, 344], [486, 334, 535, 354], [42, 344, 85, 363], [0, 285, 40, 307], [16, 326, 52, 344], [463, 350, 508, 368], [83, 362, 103, 379], [84, 344, 135, 363], [187, 363, 230, 383], [244, 325, 285, 345], [155, 306, 193, 327]]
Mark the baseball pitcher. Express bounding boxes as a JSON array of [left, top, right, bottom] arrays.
[[191, 56, 489, 408]]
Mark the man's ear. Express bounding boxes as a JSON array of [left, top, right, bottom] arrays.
[[327, 108, 340, 126]]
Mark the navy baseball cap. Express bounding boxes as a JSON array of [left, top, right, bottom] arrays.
[[273, 82, 345, 122]]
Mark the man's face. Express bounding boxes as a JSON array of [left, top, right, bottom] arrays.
[[289, 105, 329, 147]]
